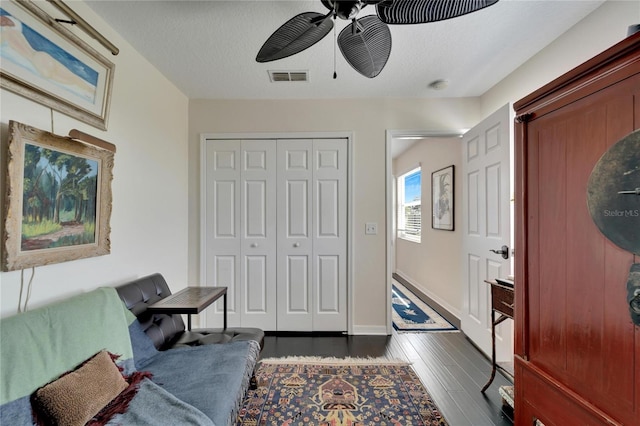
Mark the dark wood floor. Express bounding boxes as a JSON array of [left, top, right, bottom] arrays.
[[260, 330, 513, 426]]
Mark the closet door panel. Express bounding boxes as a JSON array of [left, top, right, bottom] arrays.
[[203, 140, 241, 324], [286, 255, 310, 312], [277, 140, 313, 331], [240, 140, 277, 329], [245, 255, 267, 312], [286, 181, 309, 237], [313, 139, 347, 331], [317, 255, 339, 312]]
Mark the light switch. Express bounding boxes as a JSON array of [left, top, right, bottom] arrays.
[[365, 222, 378, 235]]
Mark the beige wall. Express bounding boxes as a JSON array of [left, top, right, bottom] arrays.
[[393, 138, 462, 317], [0, 1, 189, 317], [188, 99, 480, 333]]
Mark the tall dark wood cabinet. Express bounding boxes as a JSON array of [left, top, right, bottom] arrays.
[[514, 32, 640, 425]]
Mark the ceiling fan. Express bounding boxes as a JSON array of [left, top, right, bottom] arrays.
[[256, 0, 499, 79]]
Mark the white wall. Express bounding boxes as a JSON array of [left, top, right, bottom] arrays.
[[393, 138, 462, 318], [482, 0, 638, 118], [0, 1, 189, 318]]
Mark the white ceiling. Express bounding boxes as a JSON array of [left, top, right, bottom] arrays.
[[85, 0, 605, 100]]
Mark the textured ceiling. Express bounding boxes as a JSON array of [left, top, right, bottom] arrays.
[[86, 0, 605, 100]]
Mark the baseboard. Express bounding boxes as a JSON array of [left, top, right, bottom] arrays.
[[264, 328, 390, 336], [264, 331, 346, 337], [392, 272, 461, 329], [350, 325, 389, 335]]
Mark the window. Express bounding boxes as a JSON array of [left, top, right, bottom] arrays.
[[397, 166, 421, 242]]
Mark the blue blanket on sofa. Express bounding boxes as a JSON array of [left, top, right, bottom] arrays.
[[0, 288, 260, 426], [127, 318, 260, 426], [109, 379, 214, 426]]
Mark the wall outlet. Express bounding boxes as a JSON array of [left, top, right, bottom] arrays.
[[365, 222, 378, 235]]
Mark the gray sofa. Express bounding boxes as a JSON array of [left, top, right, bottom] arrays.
[[0, 274, 263, 426]]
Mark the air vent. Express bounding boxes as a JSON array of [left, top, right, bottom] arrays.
[[268, 70, 308, 82]]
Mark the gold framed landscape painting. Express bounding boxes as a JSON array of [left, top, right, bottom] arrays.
[[2, 121, 114, 271], [0, 0, 114, 130]]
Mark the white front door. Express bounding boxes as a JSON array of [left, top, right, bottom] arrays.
[[461, 104, 514, 362]]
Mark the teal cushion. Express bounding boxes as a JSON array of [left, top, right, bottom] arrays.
[[0, 287, 133, 405]]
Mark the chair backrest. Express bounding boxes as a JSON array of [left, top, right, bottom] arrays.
[[116, 273, 185, 350]]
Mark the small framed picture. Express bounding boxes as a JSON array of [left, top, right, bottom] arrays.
[[432, 165, 454, 231]]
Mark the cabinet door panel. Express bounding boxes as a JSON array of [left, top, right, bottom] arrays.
[[518, 67, 639, 425]]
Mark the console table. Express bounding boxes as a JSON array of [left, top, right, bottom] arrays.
[[481, 279, 514, 393], [147, 286, 227, 331]]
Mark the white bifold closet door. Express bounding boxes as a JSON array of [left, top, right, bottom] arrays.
[[201, 138, 346, 332], [202, 139, 277, 329], [277, 139, 347, 331]]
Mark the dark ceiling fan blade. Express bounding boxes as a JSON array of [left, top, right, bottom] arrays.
[[256, 12, 333, 62], [338, 15, 391, 78], [376, 0, 499, 24], [321, 0, 335, 11]]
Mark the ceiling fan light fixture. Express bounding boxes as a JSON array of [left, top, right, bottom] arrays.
[[258, 0, 499, 79], [428, 79, 449, 90], [323, 0, 364, 20]]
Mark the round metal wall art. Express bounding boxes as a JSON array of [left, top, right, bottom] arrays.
[[587, 129, 640, 255]]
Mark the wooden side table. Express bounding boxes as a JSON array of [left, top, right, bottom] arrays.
[[147, 287, 227, 331], [481, 279, 514, 393]]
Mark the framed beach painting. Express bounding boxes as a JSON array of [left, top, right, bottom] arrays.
[[2, 121, 114, 271], [0, 0, 114, 130], [432, 165, 454, 231]]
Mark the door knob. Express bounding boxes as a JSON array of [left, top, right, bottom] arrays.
[[489, 245, 510, 260], [293, 242, 300, 248], [250, 243, 258, 248]]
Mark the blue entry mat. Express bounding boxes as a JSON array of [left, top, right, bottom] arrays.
[[392, 281, 458, 332]]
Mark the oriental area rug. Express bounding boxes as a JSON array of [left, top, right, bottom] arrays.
[[236, 357, 449, 425], [392, 281, 457, 332]]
